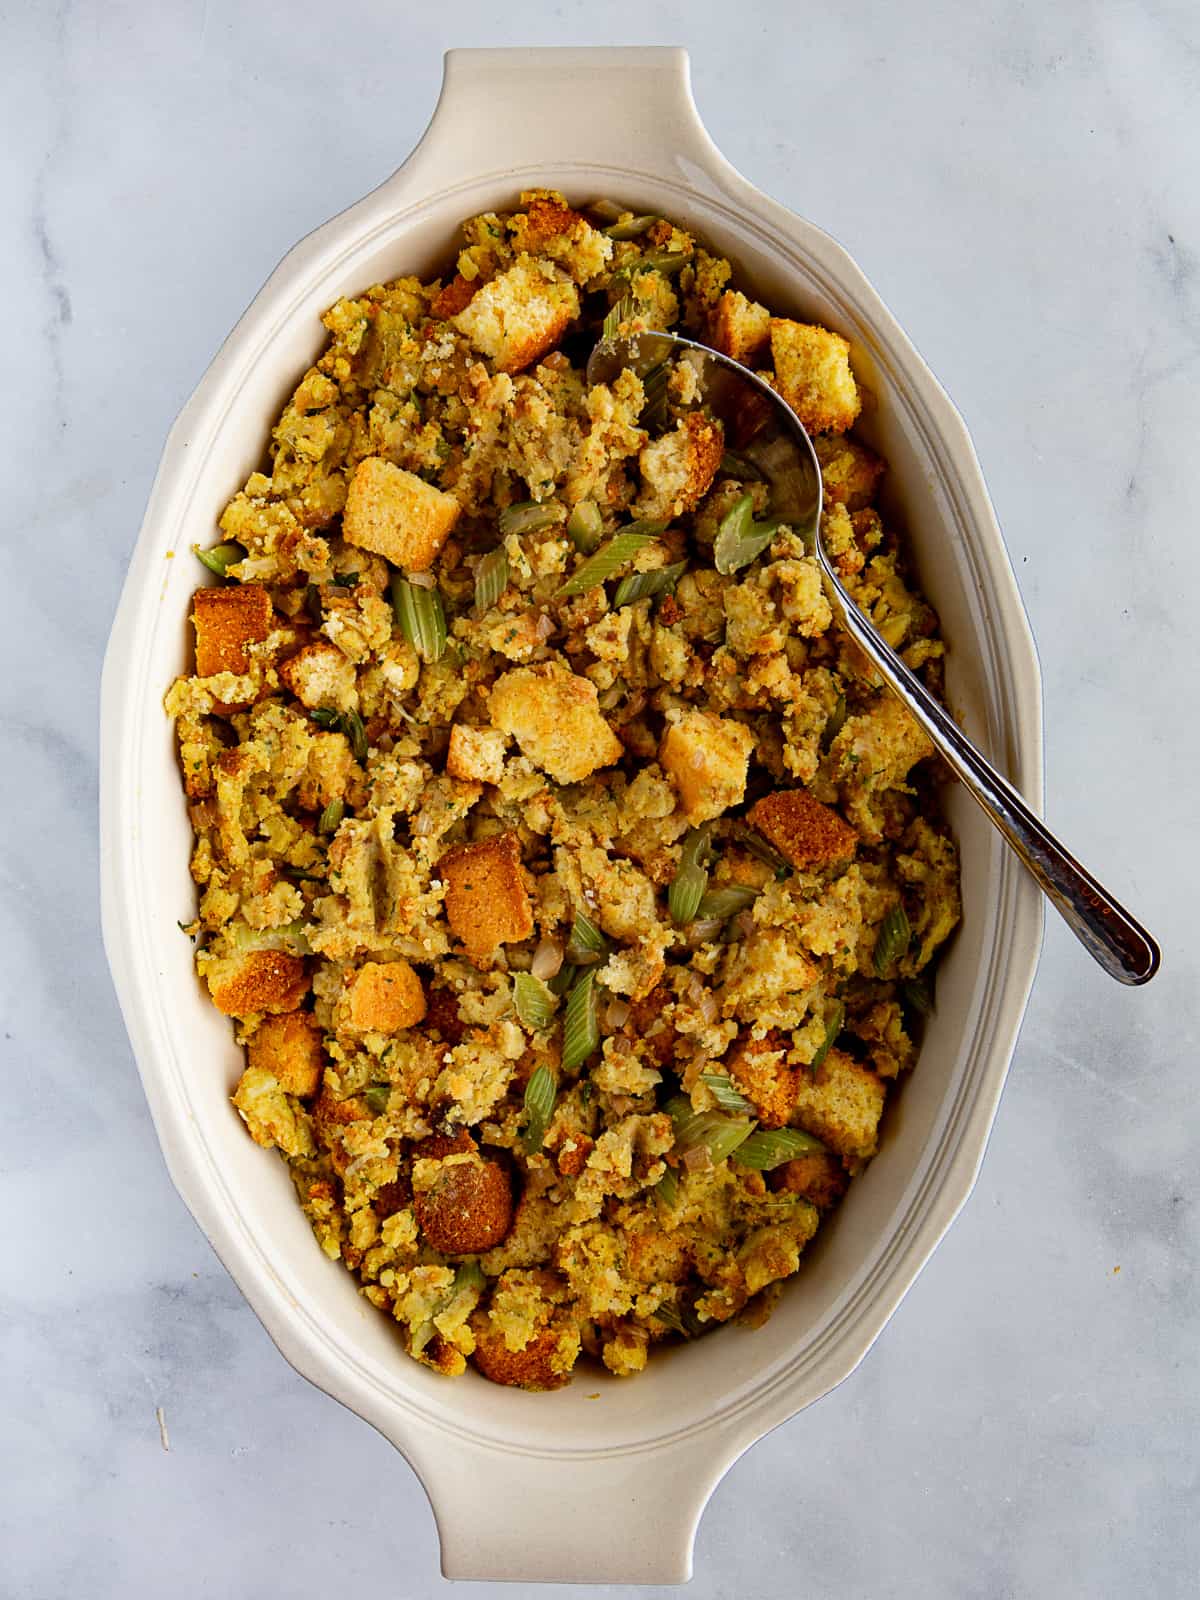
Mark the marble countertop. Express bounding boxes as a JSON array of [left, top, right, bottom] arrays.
[[3, 3, 1197, 1596]]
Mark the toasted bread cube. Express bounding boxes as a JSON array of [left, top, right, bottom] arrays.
[[508, 196, 613, 283], [205, 949, 309, 1017], [660, 709, 755, 822], [440, 831, 534, 966], [192, 584, 272, 678], [342, 456, 461, 573], [452, 255, 580, 375], [446, 723, 508, 786], [634, 413, 724, 522], [748, 788, 858, 870], [813, 432, 884, 511], [769, 318, 861, 435], [278, 640, 358, 713], [727, 1032, 797, 1129], [247, 1012, 324, 1097], [773, 1150, 848, 1210], [412, 1132, 514, 1254], [710, 290, 772, 365], [347, 959, 427, 1032], [791, 1046, 886, 1167], [472, 1320, 578, 1391], [489, 662, 622, 785]]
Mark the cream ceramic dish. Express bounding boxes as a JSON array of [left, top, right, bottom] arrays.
[[100, 47, 1044, 1584]]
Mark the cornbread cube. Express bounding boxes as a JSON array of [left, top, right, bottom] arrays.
[[446, 723, 508, 786], [347, 959, 427, 1032], [727, 1031, 797, 1129], [192, 584, 272, 678], [634, 413, 724, 522], [205, 949, 309, 1017], [489, 662, 622, 785], [247, 1012, 324, 1098], [440, 831, 534, 966], [769, 318, 861, 435], [813, 432, 884, 511], [342, 456, 461, 573], [773, 1150, 848, 1210], [790, 1046, 886, 1167], [452, 255, 581, 375], [659, 708, 755, 822], [232, 1066, 315, 1158], [278, 640, 358, 713], [412, 1131, 514, 1254], [747, 788, 858, 870], [470, 1269, 580, 1390], [508, 195, 612, 283], [710, 290, 771, 365]]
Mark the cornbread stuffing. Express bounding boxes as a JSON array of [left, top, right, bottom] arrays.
[[169, 192, 960, 1389]]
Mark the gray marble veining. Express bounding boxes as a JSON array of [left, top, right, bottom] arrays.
[[2, 3, 1197, 1597]]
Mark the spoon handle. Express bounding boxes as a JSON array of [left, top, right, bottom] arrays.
[[826, 574, 1159, 985]]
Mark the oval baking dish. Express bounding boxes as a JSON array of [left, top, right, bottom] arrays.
[[100, 47, 1043, 1585]]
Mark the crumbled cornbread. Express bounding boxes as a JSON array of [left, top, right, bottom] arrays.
[[170, 193, 959, 1390]]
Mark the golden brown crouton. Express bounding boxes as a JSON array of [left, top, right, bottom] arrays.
[[192, 584, 272, 679], [489, 662, 622, 784], [771, 1149, 848, 1210], [727, 1030, 798, 1129], [439, 831, 534, 966], [452, 256, 581, 375], [659, 708, 755, 822], [342, 456, 461, 573], [813, 432, 884, 511], [430, 272, 478, 319], [412, 1131, 514, 1254], [770, 318, 861, 435], [633, 413, 724, 522], [709, 290, 772, 366], [508, 197, 612, 283], [278, 640, 358, 713], [747, 788, 858, 870], [247, 1012, 324, 1098], [347, 959, 427, 1032], [791, 1046, 886, 1168], [206, 949, 309, 1017], [471, 1321, 574, 1390], [445, 723, 508, 785]]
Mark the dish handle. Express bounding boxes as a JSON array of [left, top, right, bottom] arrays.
[[399, 46, 724, 195], [405, 1428, 734, 1584]]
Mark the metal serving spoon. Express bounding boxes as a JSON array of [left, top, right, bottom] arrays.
[[588, 330, 1160, 985]]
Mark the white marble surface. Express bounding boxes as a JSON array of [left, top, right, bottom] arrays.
[[3, 2, 1197, 1595]]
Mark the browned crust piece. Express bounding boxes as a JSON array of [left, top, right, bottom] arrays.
[[192, 584, 272, 679], [470, 1320, 573, 1391], [412, 1132, 514, 1255], [430, 273, 479, 319], [727, 1030, 799, 1129], [208, 951, 309, 1017], [747, 788, 858, 870], [439, 831, 534, 966], [247, 1012, 324, 1097], [683, 414, 724, 509]]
